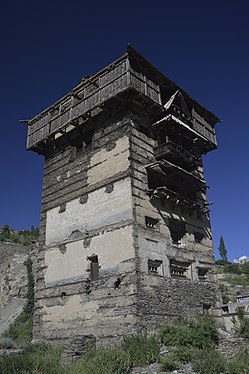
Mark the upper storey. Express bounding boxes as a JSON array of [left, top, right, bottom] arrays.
[[26, 45, 219, 154]]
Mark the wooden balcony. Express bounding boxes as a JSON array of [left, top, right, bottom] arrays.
[[154, 141, 200, 170], [26, 53, 161, 151], [25, 45, 219, 154]]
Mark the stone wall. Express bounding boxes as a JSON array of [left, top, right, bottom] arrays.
[[33, 111, 220, 347], [33, 115, 139, 346]]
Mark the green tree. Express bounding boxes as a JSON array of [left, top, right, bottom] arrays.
[[0, 224, 10, 241], [218, 236, 228, 263]]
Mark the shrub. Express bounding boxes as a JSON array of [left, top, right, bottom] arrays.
[[223, 263, 241, 274], [0, 344, 62, 374], [65, 349, 130, 374], [0, 337, 15, 349], [241, 262, 249, 277], [159, 315, 218, 350], [122, 332, 160, 367], [227, 350, 249, 374], [160, 353, 180, 371], [236, 307, 249, 339], [192, 349, 226, 374], [172, 346, 194, 363], [225, 276, 249, 287]]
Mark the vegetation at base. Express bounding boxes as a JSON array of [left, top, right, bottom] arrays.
[[1, 317, 249, 373], [0, 344, 62, 374], [159, 316, 226, 373], [159, 314, 219, 349], [160, 353, 180, 371], [121, 332, 160, 366], [226, 350, 249, 374], [0, 337, 15, 349], [66, 349, 130, 374], [191, 349, 227, 374], [0, 224, 39, 245], [2, 258, 34, 348]]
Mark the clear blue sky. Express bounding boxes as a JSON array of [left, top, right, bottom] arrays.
[[0, 0, 248, 261]]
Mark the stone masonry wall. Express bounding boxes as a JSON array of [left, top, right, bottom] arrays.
[[33, 115, 140, 346]]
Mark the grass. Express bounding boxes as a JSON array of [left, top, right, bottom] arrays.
[[122, 332, 160, 367], [65, 349, 130, 374], [159, 314, 219, 349], [0, 321, 249, 374], [225, 275, 249, 287], [191, 349, 227, 374], [0, 344, 63, 374]]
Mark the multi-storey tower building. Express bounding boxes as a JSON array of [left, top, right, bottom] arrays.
[[26, 46, 220, 347]]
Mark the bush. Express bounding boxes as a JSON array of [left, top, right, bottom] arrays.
[[122, 332, 160, 367], [65, 349, 130, 374], [227, 350, 249, 374], [172, 346, 194, 363], [0, 344, 62, 374], [225, 276, 249, 287], [236, 307, 249, 339], [223, 263, 241, 274], [241, 262, 249, 277], [160, 353, 180, 371], [0, 337, 15, 349], [192, 349, 226, 374], [159, 315, 218, 350]]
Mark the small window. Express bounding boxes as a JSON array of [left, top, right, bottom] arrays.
[[170, 259, 189, 278], [87, 254, 99, 281], [221, 305, 229, 314], [59, 203, 66, 213], [194, 232, 204, 243], [145, 216, 159, 231], [198, 268, 208, 281], [203, 303, 211, 315], [148, 259, 163, 275]]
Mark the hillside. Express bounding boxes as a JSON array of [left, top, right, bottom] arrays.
[[0, 238, 36, 335]]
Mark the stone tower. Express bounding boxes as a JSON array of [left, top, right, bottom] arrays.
[[26, 46, 220, 347]]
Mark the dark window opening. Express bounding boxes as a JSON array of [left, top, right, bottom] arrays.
[[194, 231, 204, 243], [147, 169, 197, 203], [59, 203, 66, 213], [169, 219, 186, 245], [148, 259, 163, 275], [170, 259, 189, 278], [203, 303, 211, 315], [145, 216, 159, 231], [198, 268, 208, 281], [221, 305, 229, 313], [74, 130, 95, 155], [87, 254, 99, 281]]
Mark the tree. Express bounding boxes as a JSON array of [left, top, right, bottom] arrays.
[[218, 235, 228, 263]]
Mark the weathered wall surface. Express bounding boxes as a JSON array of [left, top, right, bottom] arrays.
[[45, 178, 133, 245], [137, 275, 219, 328], [129, 119, 220, 319], [37, 273, 137, 347], [44, 225, 135, 287], [34, 116, 138, 345], [34, 112, 220, 348]]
